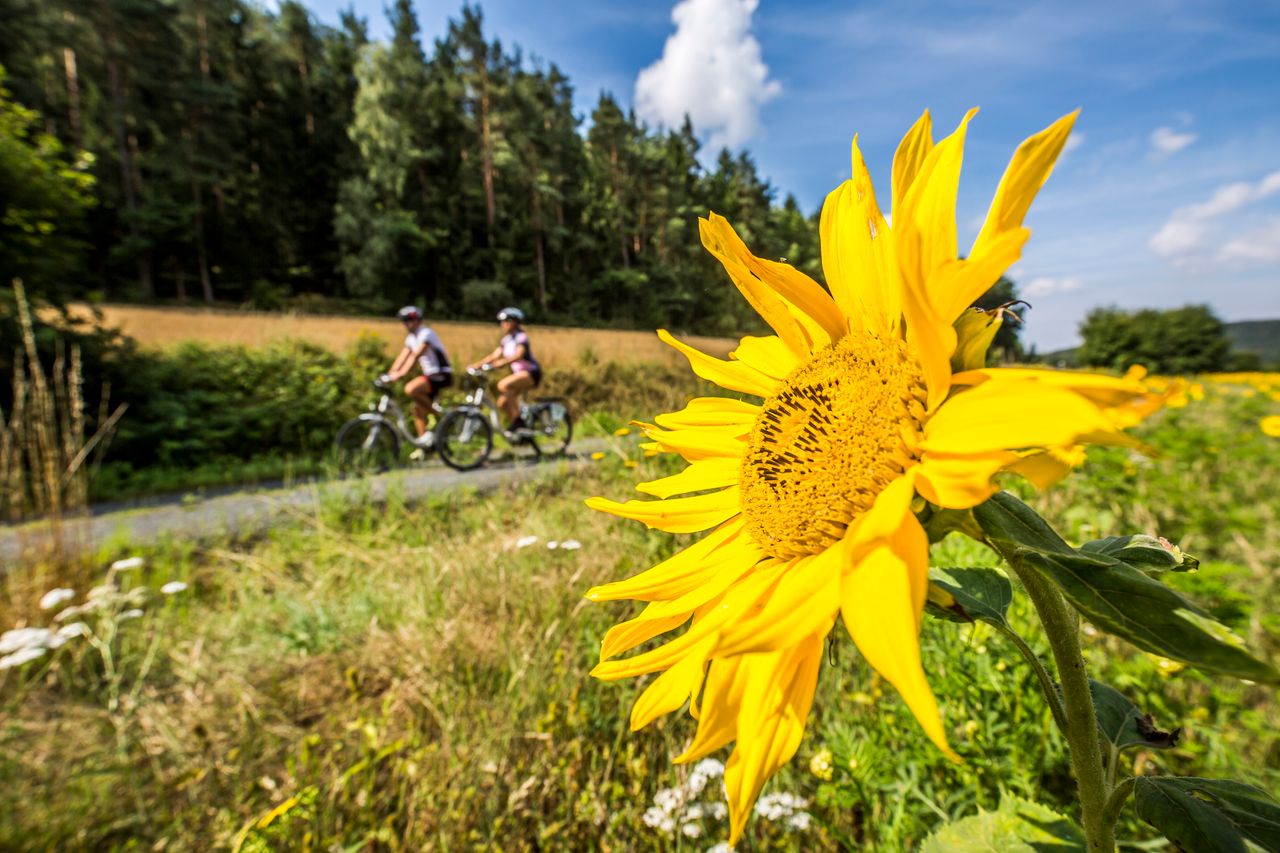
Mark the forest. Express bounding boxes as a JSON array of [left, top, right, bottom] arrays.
[[0, 0, 829, 335]]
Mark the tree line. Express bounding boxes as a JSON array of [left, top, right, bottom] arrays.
[[0, 0, 822, 334]]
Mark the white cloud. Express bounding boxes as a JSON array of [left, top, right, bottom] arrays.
[[1023, 276, 1083, 298], [634, 0, 781, 150], [1149, 125, 1197, 156], [1218, 217, 1280, 264], [1062, 133, 1085, 155], [1149, 170, 1280, 259]]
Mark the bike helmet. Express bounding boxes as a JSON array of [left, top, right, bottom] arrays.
[[496, 307, 525, 323], [397, 305, 423, 322]]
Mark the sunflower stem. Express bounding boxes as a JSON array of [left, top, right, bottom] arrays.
[[999, 552, 1114, 853]]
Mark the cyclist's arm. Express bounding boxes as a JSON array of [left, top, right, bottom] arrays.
[[386, 346, 414, 380], [470, 346, 503, 370], [494, 342, 527, 369]]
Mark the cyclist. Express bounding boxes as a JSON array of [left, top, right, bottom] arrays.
[[382, 306, 452, 447], [470, 306, 541, 435]]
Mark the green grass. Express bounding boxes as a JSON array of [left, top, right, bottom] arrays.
[[1, 378, 1277, 850]]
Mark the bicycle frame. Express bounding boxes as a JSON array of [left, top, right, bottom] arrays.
[[359, 388, 424, 447]]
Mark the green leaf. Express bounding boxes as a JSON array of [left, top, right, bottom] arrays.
[[1090, 681, 1180, 752], [927, 566, 1014, 629], [1080, 534, 1199, 573], [974, 493, 1278, 683], [1135, 777, 1280, 853], [920, 795, 1085, 852]]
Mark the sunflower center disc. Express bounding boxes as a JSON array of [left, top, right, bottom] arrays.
[[740, 332, 928, 559]]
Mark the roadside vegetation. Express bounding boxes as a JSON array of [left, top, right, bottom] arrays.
[[1, 373, 1276, 850]]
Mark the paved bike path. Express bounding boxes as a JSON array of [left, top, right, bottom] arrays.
[[1, 439, 610, 565]]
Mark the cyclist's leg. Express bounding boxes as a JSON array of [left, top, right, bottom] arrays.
[[497, 371, 535, 427], [405, 375, 432, 435], [427, 373, 452, 418]]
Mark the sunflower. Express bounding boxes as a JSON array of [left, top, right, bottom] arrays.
[[585, 109, 1164, 843]]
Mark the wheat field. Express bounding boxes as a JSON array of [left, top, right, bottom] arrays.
[[64, 304, 736, 367]]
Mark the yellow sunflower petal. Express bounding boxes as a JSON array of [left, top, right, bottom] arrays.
[[951, 366, 1164, 429], [731, 335, 802, 380], [818, 137, 900, 335], [724, 633, 824, 844], [971, 110, 1078, 262], [636, 457, 742, 499], [700, 217, 815, 358], [930, 227, 1030, 325], [601, 607, 691, 662], [586, 487, 741, 534], [653, 396, 760, 432], [901, 267, 957, 413], [892, 109, 934, 220], [701, 213, 846, 346], [898, 108, 976, 291], [641, 425, 747, 460], [1005, 446, 1086, 490], [922, 378, 1116, 455], [584, 519, 747, 603], [630, 635, 715, 730], [714, 547, 841, 657], [677, 654, 748, 760], [658, 329, 778, 397], [842, 541, 957, 760], [846, 470, 917, 558], [915, 450, 1014, 509]]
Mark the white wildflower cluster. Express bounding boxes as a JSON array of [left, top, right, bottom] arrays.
[[0, 557, 190, 673], [641, 758, 808, 849], [513, 535, 583, 551]]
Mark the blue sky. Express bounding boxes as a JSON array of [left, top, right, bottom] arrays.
[[295, 0, 1279, 351]]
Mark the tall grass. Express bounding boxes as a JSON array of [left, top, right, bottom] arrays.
[[1, 281, 125, 525]]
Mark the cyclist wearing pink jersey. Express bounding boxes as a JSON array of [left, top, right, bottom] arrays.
[[470, 306, 541, 433]]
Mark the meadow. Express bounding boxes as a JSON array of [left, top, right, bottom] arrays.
[[63, 303, 738, 366], [1, 368, 1277, 850]]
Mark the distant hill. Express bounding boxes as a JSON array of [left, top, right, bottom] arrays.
[[1033, 319, 1279, 369], [1225, 320, 1280, 367]]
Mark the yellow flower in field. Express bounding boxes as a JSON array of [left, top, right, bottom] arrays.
[[585, 109, 1164, 844], [1261, 416, 1280, 437], [590, 451, 607, 461], [614, 427, 633, 437]]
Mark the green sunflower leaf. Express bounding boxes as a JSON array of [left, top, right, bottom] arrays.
[[1080, 534, 1199, 574], [1090, 680, 1180, 752], [1135, 777, 1280, 853], [974, 492, 1278, 684], [926, 566, 1014, 629], [920, 795, 1085, 852]]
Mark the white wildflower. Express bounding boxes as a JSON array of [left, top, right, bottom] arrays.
[[546, 540, 559, 549], [0, 627, 55, 654], [788, 811, 812, 832], [693, 758, 725, 778], [709, 802, 728, 821], [688, 769, 708, 795], [0, 646, 46, 669], [57, 622, 90, 639], [642, 807, 666, 828], [110, 557, 144, 572], [160, 581, 188, 595], [685, 804, 705, 821], [39, 588, 75, 610], [53, 605, 82, 622], [515, 535, 539, 549], [559, 539, 582, 550], [658, 816, 676, 835], [86, 585, 114, 601], [118, 609, 144, 621], [682, 822, 703, 838], [705, 843, 734, 853], [654, 787, 682, 814]]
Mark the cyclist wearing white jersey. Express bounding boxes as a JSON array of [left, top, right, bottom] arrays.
[[383, 306, 452, 441]]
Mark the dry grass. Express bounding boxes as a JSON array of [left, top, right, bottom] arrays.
[[64, 304, 736, 367]]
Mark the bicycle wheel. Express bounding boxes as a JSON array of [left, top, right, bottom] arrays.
[[437, 409, 493, 471], [529, 400, 572, 457], [334, 417, 401, 473]]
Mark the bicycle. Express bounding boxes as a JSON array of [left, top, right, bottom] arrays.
[[333, 377, 436, 473], [432, 365, 573, 471]]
